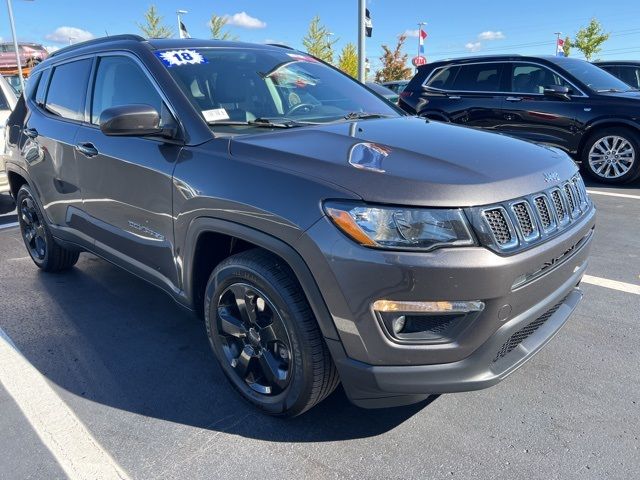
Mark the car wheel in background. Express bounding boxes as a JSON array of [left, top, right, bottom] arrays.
[[204, 249, 339, 417], [582, 127, 640, 184], [16, 184, 79, 271]]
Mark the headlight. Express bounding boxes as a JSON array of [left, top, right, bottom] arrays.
[[324, 201, 476, 251]]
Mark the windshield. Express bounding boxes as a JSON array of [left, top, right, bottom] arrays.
[[558, 58, 635, 92], [157, 47, 399, 127]]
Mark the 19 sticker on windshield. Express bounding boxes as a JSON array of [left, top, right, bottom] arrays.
[[155, 49, 207, 67]]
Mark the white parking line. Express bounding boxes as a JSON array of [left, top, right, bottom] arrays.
[[0, 222, 19, 230], [586, 189, 640, 200], [0, 327, 130, 480], [582, 275, 640, 296]]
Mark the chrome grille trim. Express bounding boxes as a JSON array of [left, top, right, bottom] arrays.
[[467, 174, 593, 254]]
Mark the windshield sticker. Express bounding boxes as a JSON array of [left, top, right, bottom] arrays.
[[202, 108, 230, 122], [156, 49, 207, 67], [286, 53, 319, 63]]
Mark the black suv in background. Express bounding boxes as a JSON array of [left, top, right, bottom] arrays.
[[594, 61, 640, 90], [4, 36, 595, 416], [399, 55, 640, 184]]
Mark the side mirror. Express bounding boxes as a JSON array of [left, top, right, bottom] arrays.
[[543, 85, 571, 99], [99, 104, 166, 137]]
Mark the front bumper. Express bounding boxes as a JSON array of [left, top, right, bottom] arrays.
[[296, 203, 595, 408]]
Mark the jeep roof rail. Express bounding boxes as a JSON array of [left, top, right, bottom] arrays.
[[50, 34, 146, 57]]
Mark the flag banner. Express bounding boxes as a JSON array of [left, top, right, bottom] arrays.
[[365, 9, 372, 37], [419, 29, 427, 54], [556, 38, 565, 56], [179, 20, 191, 39]]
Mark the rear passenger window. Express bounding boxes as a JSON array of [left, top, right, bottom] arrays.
[[45, 59, 92, 121], [450, 64, 502, 92], [91, 56, 164, 124], [425, 66, 460, 90]]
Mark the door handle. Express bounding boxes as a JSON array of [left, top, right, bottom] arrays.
[[75, 142, 99, 157], [447, 95, 462, 100], [505, 96, 523, 102], [24, 127, 38, 139]]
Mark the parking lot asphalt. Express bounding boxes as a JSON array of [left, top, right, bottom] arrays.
[[0, 184, 639, 480]]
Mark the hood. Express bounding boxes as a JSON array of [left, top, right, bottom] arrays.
[[229, 116, 578, 208]]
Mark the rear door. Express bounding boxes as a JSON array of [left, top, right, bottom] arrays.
[[497, 62, 585, 152], [419, 62, 507, 130], [22, 59, 92, 234], [74, 53, 181, 288]]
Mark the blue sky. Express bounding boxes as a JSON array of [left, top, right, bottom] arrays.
[[2, 0, 640, 72]]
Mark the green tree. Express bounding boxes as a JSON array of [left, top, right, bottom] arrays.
[[374, 35, 412, 82], [210, 14, 237, 41], [302, 16, 338, 64], [137, 5, 173, 39], [574, 18, 610, 61], [338, 43, 358, 78], [562, 36, 572, 57]]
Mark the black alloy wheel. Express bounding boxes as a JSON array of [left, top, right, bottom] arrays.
[[216, 282, 292, 395], [16, 184, 80, 271], [205, 249, 339, 416]]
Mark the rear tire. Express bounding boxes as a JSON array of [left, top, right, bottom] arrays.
[[16, 185, 79, 272], [581, 127, 640, 184], [204, 249, 339, 417]]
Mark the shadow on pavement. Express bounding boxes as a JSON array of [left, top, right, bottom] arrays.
[[11, 254, 435, 442], [0, 194, 16, 215]]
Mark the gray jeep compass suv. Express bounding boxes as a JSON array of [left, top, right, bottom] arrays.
[[4, 36, 595, 416]]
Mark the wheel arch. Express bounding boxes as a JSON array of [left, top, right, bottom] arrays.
[[182, 217, 340, 341]]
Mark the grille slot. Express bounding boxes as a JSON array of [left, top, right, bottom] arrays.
[[564, 183, 576, 213], [512, 201, 535, 238], [551, 189, 567, 221], [493, 296, 567, 362], [534, 195, 553, 230], [483, 208, 513, 246]]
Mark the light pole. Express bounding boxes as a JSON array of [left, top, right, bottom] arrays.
[[5, 0, 29, 93], [177, 9, 188, 39], [357, 0, 366, 82]]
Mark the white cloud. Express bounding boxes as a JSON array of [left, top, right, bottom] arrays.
[[403, 29, 420, 38], [465, 41, 482, 52], [222, 12, 266, 29], [45, 26, 94, 44], [478, 31, 505, 41]]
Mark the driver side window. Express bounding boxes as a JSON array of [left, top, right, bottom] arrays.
[[91, 56, 165, 125], [510, 63, 572, 94]]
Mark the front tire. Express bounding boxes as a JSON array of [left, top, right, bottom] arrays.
[[16, 185, 79, 271], [582, 127, 640, 184], [204, 249, 339, 417]]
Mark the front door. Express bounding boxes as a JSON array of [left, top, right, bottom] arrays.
[[498, 62, 585, 152], [74, 54, 181, 289]]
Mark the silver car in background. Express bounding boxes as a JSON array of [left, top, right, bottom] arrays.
[[1, 74, 18, 194]]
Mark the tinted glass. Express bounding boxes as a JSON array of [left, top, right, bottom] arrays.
[[0, 86, 8, 110], [34, 69, 51, 106], [618, 66, 640, 89], [558, 58, 632, 92], [91, 56, 164, 124], [425, 66, 460, 90], [160, 48, 398, 126], [450, 64, 502, 92], [511, 63, 571, 94], [45, 59, 92, 120]]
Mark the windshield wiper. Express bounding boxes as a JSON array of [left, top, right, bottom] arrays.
[[207, 118, 311, 128], [343, 112, 393, 120], [596, 88, 625, 93]]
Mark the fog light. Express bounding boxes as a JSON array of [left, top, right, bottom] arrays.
[[392, 315, 406, 334]]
